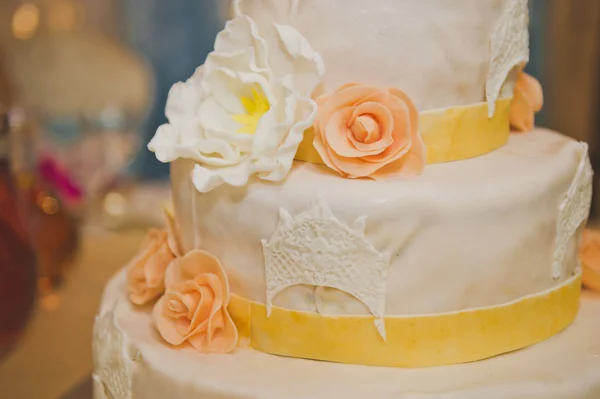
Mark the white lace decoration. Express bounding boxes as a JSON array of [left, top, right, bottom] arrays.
[[553, 143, 593, 278], [486, 0, 530, 117], [92, 308, 139, 399], [262, 199, 391, 339]]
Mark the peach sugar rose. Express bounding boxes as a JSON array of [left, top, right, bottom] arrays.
[[510, 70, 544, 133], [579, 229, 600, 293], [313, 83, 426, 179], [153, 250, 238, 354], [127, 229, 175, 306], [127, 209, 182, 306]]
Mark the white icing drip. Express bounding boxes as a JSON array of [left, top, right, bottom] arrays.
[[92, 308, 138, 399], [261, 198, 391, 339], [486, 0, 530, 117], [553, 143, 593, 278], [289, 0, 300, 19], [232, 0, 243, 17]]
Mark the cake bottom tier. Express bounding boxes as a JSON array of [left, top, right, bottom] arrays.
[[93, 271, 600, 399]]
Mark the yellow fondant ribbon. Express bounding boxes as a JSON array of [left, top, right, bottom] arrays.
[[295, 99, 512, 165], [228, 272, 581, 368]]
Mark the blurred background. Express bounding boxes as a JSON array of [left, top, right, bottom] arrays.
[[0, 0, 598, 398]]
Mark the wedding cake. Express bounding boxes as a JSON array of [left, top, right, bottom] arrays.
[[93, 1, 600, 398]]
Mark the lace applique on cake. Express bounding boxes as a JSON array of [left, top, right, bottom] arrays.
[[93, 308, 139, 399], [486, 0, 530, 117], [262, 199, 391, 339], [553, 143, 593, 278]]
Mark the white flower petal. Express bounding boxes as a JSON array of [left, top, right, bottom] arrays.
[[205, 129, 254, 154], [251, 109, 280, 158], [269, 23, 325, 97], [201, 68, 245, 115], [191, 137, 241, 166], [251, 75, 304, 158], [178, 118, 203, 147], [148, 124, 194, 163], [165, 70, 204, 123], [203, 66, 273, 116], [150, 16, 324, 192], [213, 16, 269, 71], [198, 96, 241, 134], [259, 97, 319, 182], [192, 162, 252, 193]]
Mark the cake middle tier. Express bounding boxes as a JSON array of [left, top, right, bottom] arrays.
[[172, 129, 587, 316]]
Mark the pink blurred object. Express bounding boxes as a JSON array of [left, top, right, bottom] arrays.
[[37, 156, 83, 205]]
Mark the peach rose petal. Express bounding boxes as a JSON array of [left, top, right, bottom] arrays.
[[166, 296, 186, 317], [324, 107, 360, 157], [127, 229, 175, 306], [313, 134, 346, 176], [389, 87, 420, 136], [361, 93, 412, 164], [207, 309, 238, 353], [369, 88, 426, 178], [165, 251, 229, 296], [316, 85, 377, 132], [313, 83, 425, 179], [206, 310, 225, 343], [510, 70, 544, 133], [131, 229, 163, 267], [186, 308, 238, 354], [326, 151, 390, 178], [154, 294, 188, 346], [580, 229, 600, 293], [351, 115, 379, 143], [188, 276, 222, 331], [347, 102, 394, 154], [186, 323, 211, 352], [182, 289, 203, 320], [335, 82, 363, 92], [518, 72, 544, 112], [153, 250, 238, 354], [370, 140, 426, 179], [323, 103, 395, 159], [351, 106, 382, 143], [348, 128, 390, 154], [510, 88, 535, 133]]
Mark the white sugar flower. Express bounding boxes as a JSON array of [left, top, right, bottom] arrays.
[[148, 16, 325, 192]]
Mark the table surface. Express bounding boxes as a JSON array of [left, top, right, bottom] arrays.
[[0, 229, 147, 399]]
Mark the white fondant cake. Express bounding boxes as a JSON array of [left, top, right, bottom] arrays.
[[93, 0, 599, 397], [171, 129, 586, 316], [94, 272, 600, 399], [235, 0, 525, 111]]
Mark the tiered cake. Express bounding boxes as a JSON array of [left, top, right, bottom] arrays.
[[93, 1, 600, 398]]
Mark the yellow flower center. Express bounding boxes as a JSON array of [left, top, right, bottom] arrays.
[[231, 86, 270, 135]]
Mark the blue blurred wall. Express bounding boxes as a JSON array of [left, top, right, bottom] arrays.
[[122, 0, 228, 179], [528, 0, 546, 125]]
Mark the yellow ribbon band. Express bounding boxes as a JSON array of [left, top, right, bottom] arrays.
[[295, 99, 512, 165], [229, 272, 581, 368]]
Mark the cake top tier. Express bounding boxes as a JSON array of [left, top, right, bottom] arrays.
[[148, 0, 539, 193], [235, 0, 530, 111]]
